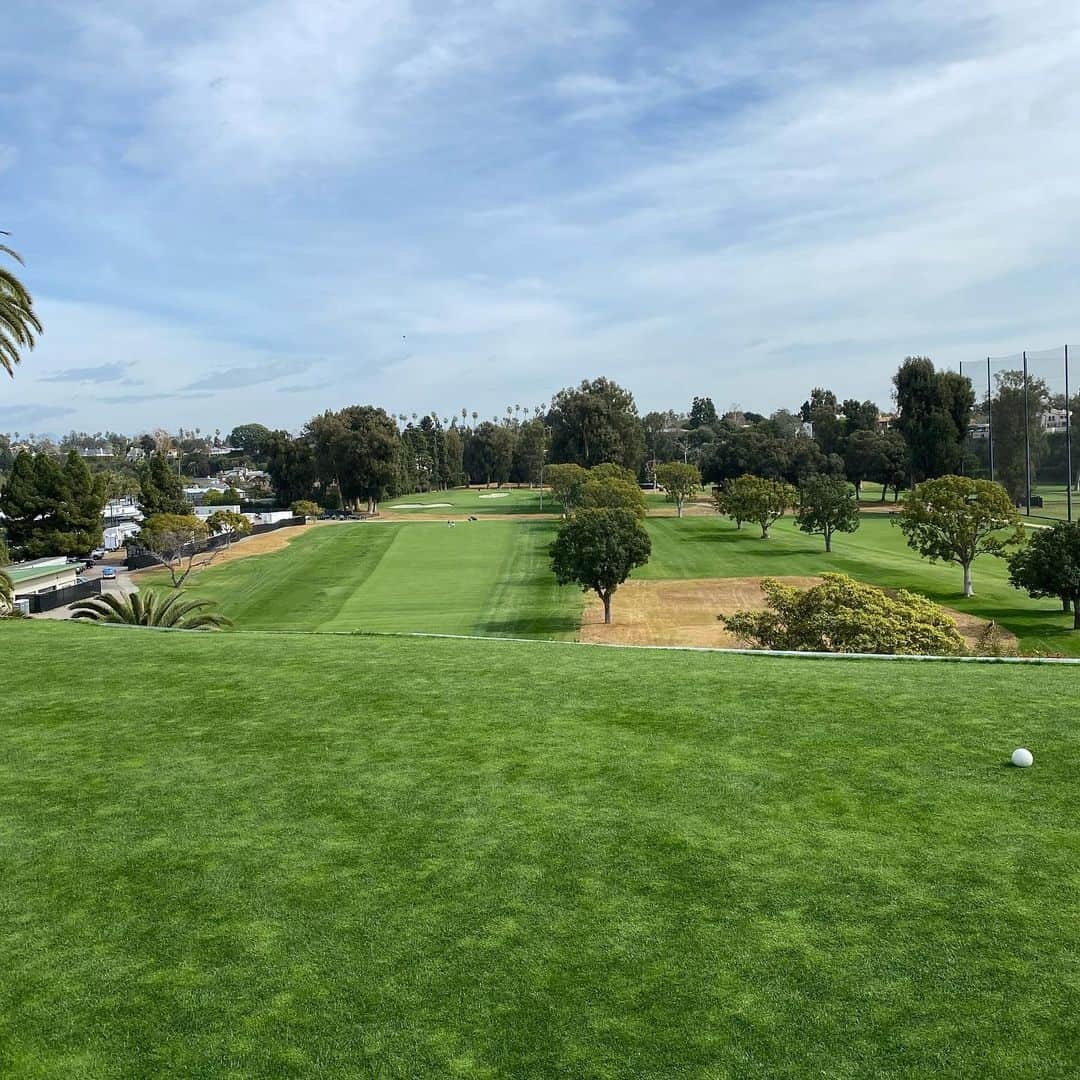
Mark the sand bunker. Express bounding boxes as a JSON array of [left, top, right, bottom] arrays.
[[478, 492, 511, 499], [580, 577, 1017, 654]]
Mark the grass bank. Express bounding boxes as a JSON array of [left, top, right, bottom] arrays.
[[1, 619, 1077, 1077]]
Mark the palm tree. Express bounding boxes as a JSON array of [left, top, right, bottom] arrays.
[[1, 233, 42, 377], [0, 570, 13, 616], [71, 590, 232, 630]]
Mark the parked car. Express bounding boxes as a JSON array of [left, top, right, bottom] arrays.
[[101, 566, 117, 580], [91, 548, 106, 559]]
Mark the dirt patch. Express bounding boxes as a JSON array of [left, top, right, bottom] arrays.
[[580, 576, 1017, 653]]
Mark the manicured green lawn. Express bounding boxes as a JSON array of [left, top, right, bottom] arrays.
[[1028, 484, 1078, 523], [382, 486, 672, 516], [642, 514, 1079, 655], [154, 520, 581, 638], [150, 511, 1077, 654], [383, 486, 554, 515], [1, 620, 1077, 1078]]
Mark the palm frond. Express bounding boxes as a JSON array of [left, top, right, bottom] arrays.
[[0, 237, 42, 376], [70, 588, 230, 630]]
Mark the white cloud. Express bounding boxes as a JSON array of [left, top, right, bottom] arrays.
[[6, 0, 1080, 433]]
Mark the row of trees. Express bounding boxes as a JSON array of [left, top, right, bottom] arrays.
[[713, 474, 859, 550]]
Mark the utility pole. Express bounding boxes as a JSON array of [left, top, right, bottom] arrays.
[[1066, 344, 1073, 523], [1023, 350, 1032, 516]]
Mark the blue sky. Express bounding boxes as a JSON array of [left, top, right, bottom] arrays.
[[2, 0, 1079, 436]]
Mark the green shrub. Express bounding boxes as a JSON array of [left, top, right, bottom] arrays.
[[722, 572, 965, 655]]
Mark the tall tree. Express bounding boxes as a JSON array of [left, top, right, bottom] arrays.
[[463, 421, 500, 486], [871, 430, 909, 501], [443, 426, 465, 488], [549, 507, 651, 624], [804, 388, 844, 456], [844, 429, 881, 499], [308, 406, 400, 514], [137, 453, 190, 516], [227, 423, 273, 459], [57, 450, 107, 553], [893, 357, 974, 481], [0, 450, 103, 557], [0, 451, 48, 552], [841, 399, 880, 436], [898, 476, 1023, 596], [0, 233, 42, 377], [547, 377, 645, 471], [688, 396, 718, 429], [642, 409, 684, 467], [489, 423, 516, 487], [514, 418, 548, 487], [265, 430, 318, 504], [991, 371, 1049, 505]]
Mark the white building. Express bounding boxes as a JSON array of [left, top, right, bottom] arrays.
[[7, 557, 79, 598], [1042, 408, 1069, 435], [194, 504, 242, 521], [104, 522, 142, 551]]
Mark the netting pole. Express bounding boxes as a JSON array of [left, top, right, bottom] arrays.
[[1066, 343, 1073, 523], [1023, 350, 1032, 515], [986, 357, 994, 483]]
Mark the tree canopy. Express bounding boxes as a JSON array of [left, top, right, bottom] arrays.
[[307, 406, 400, 514], [545, 463, 588, 515], [228, 423, 273, 458], [136, 513, 213, 588], [714, 475, 796, 538], [547, 378, 645, 471], [897, 475, 1023, 597], [723, 573, 966, 655], [549, 507, 651, 624], [137, 453, 190, 517], [1007, 522, 1080, 628], [893, 357, 974, 482], [206, 510, 251, 546], [0, 450, 106, 557], [655, 461, 701, 518], [795, 474, 860, 551]]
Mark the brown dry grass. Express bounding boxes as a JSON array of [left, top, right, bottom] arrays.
[[131, 522, 321, 579], [579, 576, 1017, 653]]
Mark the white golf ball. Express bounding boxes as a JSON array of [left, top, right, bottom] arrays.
[[1011, 748, 1034, 768]]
